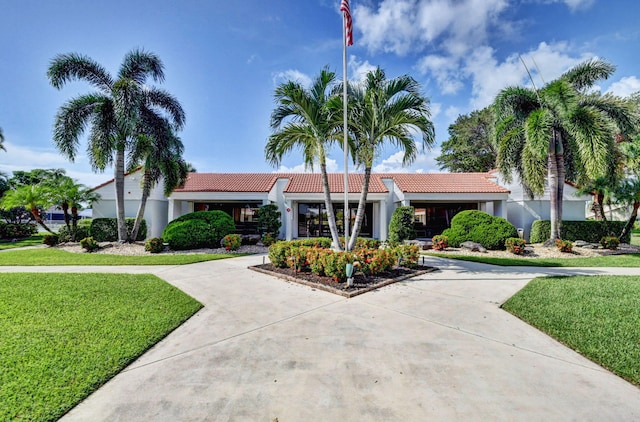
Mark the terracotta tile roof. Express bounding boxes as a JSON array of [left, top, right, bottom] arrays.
[[284, 173, 388, 193], [382, 173, 509, 194], [174, 173, 288, 193]]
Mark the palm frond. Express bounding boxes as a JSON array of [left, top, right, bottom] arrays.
[[118, 48, 165, 84], [47, 53, 113, 92], [562, 58, 616, 91], [52, 94, 106, 161], [143, 87, 186, 129]]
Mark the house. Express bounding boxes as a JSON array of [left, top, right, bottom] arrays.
[[91, 169, 588, 241]]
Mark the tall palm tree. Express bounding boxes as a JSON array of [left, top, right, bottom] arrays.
[[0, 184, 55, 233], [495, 59, 638, 243], [128, 114, 188, 241], [343, 67, 435, 250], [48, 49, 185, 242], [266, 68, 344, 249]]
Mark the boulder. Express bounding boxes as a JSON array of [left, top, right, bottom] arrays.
[[460, 241, 487, 253]]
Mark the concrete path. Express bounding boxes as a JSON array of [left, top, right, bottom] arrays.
[[8, 256, 640, 421]]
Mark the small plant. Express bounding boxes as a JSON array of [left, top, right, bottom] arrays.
[[42, 234, 59, 247], [432, 235, 448, 251], [600, 236, 620, 250], [261, 233, 276, 247], [221, 234, 241, 251], [145, 237, 165, 253], [79, 237, 99, 252], [505, 237, 526, 255], [555, 239, 573, 253]]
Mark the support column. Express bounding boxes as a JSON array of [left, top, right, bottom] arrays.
[[493, 200, 506, 218]]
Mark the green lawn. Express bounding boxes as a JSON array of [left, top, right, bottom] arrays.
[[0, 234, 46, 250], [426, 252, 640, 267], [0, 248, 236, 265], [502, 275, 640, 386], [0, 273, 203, 421]]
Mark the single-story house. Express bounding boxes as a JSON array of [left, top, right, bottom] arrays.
[[91, 170, 591, 241]]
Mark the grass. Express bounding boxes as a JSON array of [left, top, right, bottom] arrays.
[[0, 234, 45, 250], [426, 252, 640, 267], [0, 248, 237, 265], [0, 272, 203, 421], [502, 275, 640, 386]]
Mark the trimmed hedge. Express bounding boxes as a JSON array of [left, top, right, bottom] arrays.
[[529, 220, 631, 244], [57, 225, 90, 243], [0, 222, 37, 239], [388, 206, 416, 244], [89, 218, 147, 242], [162, 211, 235, 251], [442, 210, 517, 250]]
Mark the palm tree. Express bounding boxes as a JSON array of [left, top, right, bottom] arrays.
[[266, 68, 344, 249], [343, 67, 435, 250], [0, 184, 55, 233], [50, 177, 100, 241], [48, 49, 185, 242], [128, 114, 188, 241], [495, 59, 638, 243]]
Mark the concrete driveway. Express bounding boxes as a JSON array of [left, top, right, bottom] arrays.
[[14, 255, 638, 421]]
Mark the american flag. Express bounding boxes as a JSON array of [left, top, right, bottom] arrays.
[[340, 0, 353, 46]]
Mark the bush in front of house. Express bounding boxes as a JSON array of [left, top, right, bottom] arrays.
[[163, 211, 235, 250], [80, 237, 99, 252], [90, 218, 147, 242], [442, 210, 517, 250], [0, 222, 37, 239], [529, 220, 630, 244], [42, 234, 59, 246], [261, 233, 276, 247], [256, 203, 282, 236], [505, 237, 526, 255], [221, 234, 241, 251], [600, 236, 620, 250], [431, 235, 448, 251], [145, 237, 165, 253], [555, 239, 573, 252], [57, 225, 90, 243], [388, 206, 416, 244]]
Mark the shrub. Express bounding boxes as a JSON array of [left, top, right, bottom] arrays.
[[505, 237, 526, 255], [555, 239, 573, 253], [256, 204, 282, 236], [163, 211, 235, 250], [57, 225, 90, 243], [42, 234, 59, 246], [395, 244, 419, 268], [90, 218, 147, 242], [600, 236, 620, 250], [322, 251, 355, 282], [432, 235, 448, 251], [353, 237, 381, 249], [145, 238, 165, 253], [442, 210, 517, 250], [0, 222, 37, 239], [353, 248, 395, 275], [290, 237, 333, 249], [530, 220, 631, 244], [80, 237, 99, 252], [388, 206, 416, 244], [261, 233, 276, 247], [221, 234, 241, 251], [268, 242, 291, 268]]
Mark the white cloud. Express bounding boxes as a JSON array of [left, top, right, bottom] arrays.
[[541, 0, 595, 12], [271, 69, 312, 87], [348, 56, 377, 82], [354, 0, 509, 57], [606, 76, 640, 97], [275, 158, 339, 173], [444, 105, 461, 121], [430, 102, 442, 120], [0, 141, 109, 187], [372, 149, 441, 173]]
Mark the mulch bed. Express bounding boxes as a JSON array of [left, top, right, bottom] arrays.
[[249, 263, 438, 298]]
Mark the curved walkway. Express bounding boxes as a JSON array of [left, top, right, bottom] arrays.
[[5, 256, 639, 420]]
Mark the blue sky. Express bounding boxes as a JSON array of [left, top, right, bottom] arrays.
[[1, 0, 640, 187]]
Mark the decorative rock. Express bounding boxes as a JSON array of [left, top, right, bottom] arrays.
[[574, 240, 589, 247], [460, 241, 487, 253]]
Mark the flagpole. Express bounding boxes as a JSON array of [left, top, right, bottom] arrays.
[[342, 12, 349, 253]]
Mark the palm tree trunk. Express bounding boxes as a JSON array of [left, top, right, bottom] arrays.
[[31, 207, 55, 234], [348, 166, 371, 251], [61, 203, 71, 231], [114, 144, 128, 243], [131, 169, 151, 242], [71, 206, 79, 241], [619, 201, 640, 241], [320, 163, 342, 251], [547, 128, 564, 245]]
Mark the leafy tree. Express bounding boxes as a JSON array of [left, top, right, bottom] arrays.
[[0, 184, 55, 233], [265, 68, 343, 249], [388, 206, 416, 244], [495, 59, 638, 244], [256, 203, 282, 236], [48, 49, 185, 242], [436, 107, 496, 172], [345, 67, 435, 250]]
